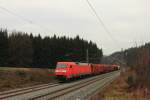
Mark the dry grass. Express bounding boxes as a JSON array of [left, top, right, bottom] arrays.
[[90, 70, 150, 100], [0, 67, 56, 92]]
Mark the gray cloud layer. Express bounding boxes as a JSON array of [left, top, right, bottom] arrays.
[[0, 0, 150, 54]]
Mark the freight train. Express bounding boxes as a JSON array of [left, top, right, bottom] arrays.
[[55, 62, 120, 81]]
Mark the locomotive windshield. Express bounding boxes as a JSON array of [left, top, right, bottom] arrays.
[[56, 64, 67, 68]]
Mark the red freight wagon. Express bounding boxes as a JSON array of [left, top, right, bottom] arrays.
[[90, 64, 105, 75], [100, 64, 108, 72], [55, 62, 91, 80], [103, 64, 119, 72], [107, 65, 114, 72]]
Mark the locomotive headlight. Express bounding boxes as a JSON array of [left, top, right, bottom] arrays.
[[55, 70, 58, 72], [61, 70, 67, 72], [55, 70, 67, 73]]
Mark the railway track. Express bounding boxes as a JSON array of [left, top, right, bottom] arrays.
[[35, 71, 119, 100], [0, 82, 60, 100], [35, 74, 112, 100], [0, 71, 120, 100]]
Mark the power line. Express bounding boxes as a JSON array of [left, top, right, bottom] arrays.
[[0, 5, 52, 33], [85, 0, 125, 66], [85, 0, 121, 48], [0, 6, 32, 24]]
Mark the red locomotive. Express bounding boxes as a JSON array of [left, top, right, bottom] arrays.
[[55, 62, 120, 81]]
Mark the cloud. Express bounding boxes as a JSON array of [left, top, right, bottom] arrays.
[[0, 0, 149, 55]]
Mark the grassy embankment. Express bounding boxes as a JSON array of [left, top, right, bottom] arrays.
[[0, 67, 55, 92], [90, 69, 150, 100]]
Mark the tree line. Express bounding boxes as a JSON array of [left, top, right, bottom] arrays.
[[123, 43, 150, 89], [0, 29, 103, 68]]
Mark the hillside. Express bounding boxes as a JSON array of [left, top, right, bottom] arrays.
[[92, 42, 150, 99]]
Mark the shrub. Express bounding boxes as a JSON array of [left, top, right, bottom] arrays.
[[126, 75, 136, 88], [15, 71, 26, 77]]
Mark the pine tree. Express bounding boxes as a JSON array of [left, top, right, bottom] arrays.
[[0, 29, 9, 66]]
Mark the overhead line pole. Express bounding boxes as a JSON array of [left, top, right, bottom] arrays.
[[86, 49, 89, 63]]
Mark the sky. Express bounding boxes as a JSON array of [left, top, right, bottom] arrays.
[[0, 0, 150, 55]]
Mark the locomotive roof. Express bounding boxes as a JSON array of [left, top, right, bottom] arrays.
[[57, 62, 89, 65]]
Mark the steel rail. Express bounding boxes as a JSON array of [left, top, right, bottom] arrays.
[[33, 71, 118, 100], [0, 82, 60, 99], [0, 71, 119, 100], [0, 82, 59, 95]]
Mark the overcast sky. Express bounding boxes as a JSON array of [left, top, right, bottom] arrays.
[[0, 0, 150, 55]]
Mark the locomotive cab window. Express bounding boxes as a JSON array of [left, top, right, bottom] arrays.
[[56, 64, 67, 68]]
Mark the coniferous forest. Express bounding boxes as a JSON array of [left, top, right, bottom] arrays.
[[0, 29, 103, 68]]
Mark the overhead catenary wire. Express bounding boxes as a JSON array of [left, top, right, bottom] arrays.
[[85, 0, 121, 49], [0, 5, 52, 33], [85, 0, 125, 65]]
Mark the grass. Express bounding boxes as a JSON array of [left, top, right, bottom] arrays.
[[90, 70, 150, 100], [0, 67, 56, 92]]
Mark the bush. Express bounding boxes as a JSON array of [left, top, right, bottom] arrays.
[[16, 71, 26, 77], [126, 75, 136, 88]]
